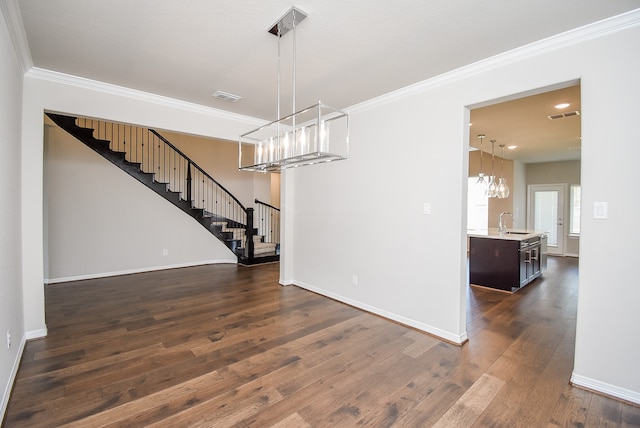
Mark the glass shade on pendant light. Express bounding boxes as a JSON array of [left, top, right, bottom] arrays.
[[497, 177, 510, 198], [485, 140, 498, 198], [476, 172, 487, 193], [497, 144, 510, 198], [475, 134, 488, 193], [486, 175, 498, 198]]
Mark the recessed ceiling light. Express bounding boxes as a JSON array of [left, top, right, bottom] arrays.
[[507, 145, 517, 149], [554, 102, 571, 109]]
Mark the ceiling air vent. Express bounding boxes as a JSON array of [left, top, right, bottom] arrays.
[[212, 90, 242, 102], [548, 111, 580, 120]]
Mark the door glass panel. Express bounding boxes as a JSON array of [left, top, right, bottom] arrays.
[[534, 190, 558, 246]]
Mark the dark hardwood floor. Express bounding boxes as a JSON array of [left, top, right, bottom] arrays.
[[3, 258, 640, 427]]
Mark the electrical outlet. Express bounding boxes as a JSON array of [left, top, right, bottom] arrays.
[[6, 330, 11, 350], [352, 275, 358, 286], [162, 249, 169, 256]]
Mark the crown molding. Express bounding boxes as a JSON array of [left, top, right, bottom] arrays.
[[348, 9, 640, 114], [2, 0, 260, 125], [25, 67, 266, 126], [0, 0, 33, 72]]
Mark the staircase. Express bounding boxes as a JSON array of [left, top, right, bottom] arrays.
[[46, 113, 279, 265]]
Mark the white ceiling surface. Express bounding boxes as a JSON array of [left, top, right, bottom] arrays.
[[17, 1, 640, 162], [470, 85, 582, 163]]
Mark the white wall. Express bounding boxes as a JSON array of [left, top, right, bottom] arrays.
[[0, 8, 25, 418], [270, 174, 281, 208], [289, 87, 472, 343], [286, 14, 640, 402], [570, 22, 639, 402], [44, 124, 236, 282], [512, 161, 526, 229]]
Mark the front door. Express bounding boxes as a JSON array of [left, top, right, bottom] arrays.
[[528, 184, 566, 256]]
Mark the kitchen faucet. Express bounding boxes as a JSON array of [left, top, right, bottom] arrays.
[[499, 211, 513, 232]]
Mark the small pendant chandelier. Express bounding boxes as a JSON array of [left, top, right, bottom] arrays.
[[486, 140, 498, 198], [475, 134, 487, 192], [239, 7, 349, 173], [497, 144, 510, 198]]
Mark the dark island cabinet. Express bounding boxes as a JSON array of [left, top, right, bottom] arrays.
[[470, 236, 543, 292]]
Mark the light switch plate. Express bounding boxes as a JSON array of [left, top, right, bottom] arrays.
[[593, 202, 608, 219]]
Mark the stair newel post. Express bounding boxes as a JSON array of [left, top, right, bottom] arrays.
[[186, 161, 193, 206], [246, 208, 255, 262]]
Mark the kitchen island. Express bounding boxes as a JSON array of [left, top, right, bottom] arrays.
[[468, 229, 547, 292]]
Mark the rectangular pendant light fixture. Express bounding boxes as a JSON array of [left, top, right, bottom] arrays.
[[239, 7, 349, 173]]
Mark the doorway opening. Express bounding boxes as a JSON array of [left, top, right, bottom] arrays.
[[467, 81, 581, 248], [465, 80, 582, 330], [528, 184, 567, 256]]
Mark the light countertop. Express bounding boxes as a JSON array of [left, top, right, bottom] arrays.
[[467, 228, 547, 241]]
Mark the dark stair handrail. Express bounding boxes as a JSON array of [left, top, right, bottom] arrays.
[[148, 129, 246, 212]]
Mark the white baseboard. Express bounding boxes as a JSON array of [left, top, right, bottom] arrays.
[[44, 258, 237, 284], [571, 373, 640, 405], [292, 280, 468, 345], [25, 328, 47, 340], [1, 333, 27, 422]]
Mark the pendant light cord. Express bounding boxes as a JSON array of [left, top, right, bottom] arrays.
[[277, 22, 281, 140], [292, 9, 297, 134], [490, 140, 495, 179], [478, 134, 485, 173]]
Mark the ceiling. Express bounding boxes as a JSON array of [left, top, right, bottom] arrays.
[[15, 1, 640, 161], [470, 84, 582, 163]]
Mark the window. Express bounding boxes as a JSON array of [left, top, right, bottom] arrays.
[[570, 184, 581, 235], [467, 177, 488, 230]]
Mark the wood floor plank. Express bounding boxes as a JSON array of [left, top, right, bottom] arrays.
[[396, 381, 467, 426], [105, 316, 379, 427], [4, 258, 640, 427], [355, 342, 462, 426], [432, 373, 505, 427], [586, 393, 623, 426], [58, 370, 225, 428], [235, 322, 414, 427], [499, 326, 576, 427], [547, 385, 592, 427], [268, 412, 311, 428]]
